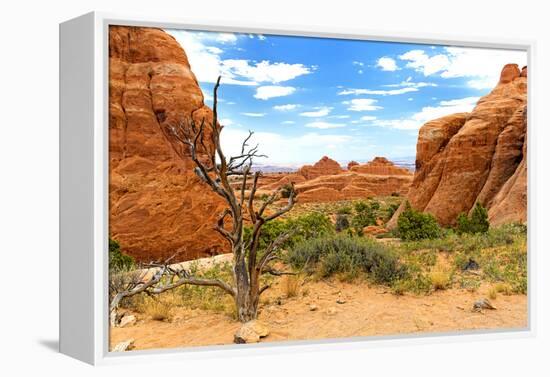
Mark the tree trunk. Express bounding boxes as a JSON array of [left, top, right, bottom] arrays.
[[233, 256, 259, 322]]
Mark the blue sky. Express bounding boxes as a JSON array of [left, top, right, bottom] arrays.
[[166, 29, 526, 166]]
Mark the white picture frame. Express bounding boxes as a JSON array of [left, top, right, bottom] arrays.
[[59, 11, 536, 365]]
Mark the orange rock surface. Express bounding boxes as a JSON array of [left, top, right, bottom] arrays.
[[297, 156, 343, 179], [388, 64, 527, 228], [251, 156, 413, 203], [109, 26, 228, 262], [350, 156, 412, 176]]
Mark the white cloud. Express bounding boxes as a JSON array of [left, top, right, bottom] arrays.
[[241, 112, 266, 117], [399, 47, 527, 89], [338, 87, 418, 96], [329, 115, 351, 119], [408, 98, 413, 101], [352, 61, 364, 66], [222, 59, 313, 84], [299, 106, 332, 117], [377, 57, 398, 71], [220, 129, 353, 164], [399, 50, 450, 76], [360, 115, 377, 121], [273, 104, 299, 111], [372, 96, 479, 130], [202, 91, 213, 102], [216, 33, 238, 43], [257, 35, 267, 41], [254, 86, 296, 100], [305, 121, 346, 129], [281, 120, 295, 125], [219, 118, 234, 126], [339, 78, 436, 96], [383, 78, 437, 88], [165, 29, 313, 86], [342, 99, 382, 112]]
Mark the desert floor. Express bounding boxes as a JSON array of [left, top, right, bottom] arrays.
[[110, 279, 527, 351]]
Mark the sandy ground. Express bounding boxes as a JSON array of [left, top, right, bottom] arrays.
[[110, 279, 527, 351]]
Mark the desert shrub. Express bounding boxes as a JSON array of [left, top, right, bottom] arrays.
[[109, 239, 135, 271], [351, 200, 377, 234], [429, 270, 452, 290], [386, 203, 400, 220], [456, 202, 489, 234], [243, 212, 334, 252], [134, 295, 173, 321], [336, 204, 353, 215], [283, 275, 300, 298], [287, 234, 406, 284], [396, 202, 441, 241], [335, 214, 350, 232], [370, 200, 381, 211], [280, 183, 293, 198]]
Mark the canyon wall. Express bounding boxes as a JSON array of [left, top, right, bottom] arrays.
[[109, 26, 228, 262], [388, 64, 527, 228]]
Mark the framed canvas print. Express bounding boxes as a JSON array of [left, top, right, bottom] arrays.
[[59, 12, 534, 365]]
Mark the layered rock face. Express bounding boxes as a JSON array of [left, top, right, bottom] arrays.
[[388, 64, 527, 228], [251, 156, 412, 203], [109, 26, 228, 262], [297, 156, 343, 179], [350, 156, 412, 176]]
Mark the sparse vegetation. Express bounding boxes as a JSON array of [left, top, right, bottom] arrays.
[[335, 214, 350, 232], [109, 238, 135, 271], [396, 202, 441, 241], [281, 183, 294, 199], [456, 202, 490, 235], [351, 200, 377, 235], [287, 234, 406, 284]]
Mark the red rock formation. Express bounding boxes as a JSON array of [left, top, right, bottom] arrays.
[[388, 64, 527, 228], [295, 172, 412, 203], [350, 156, 412, 176], [297, 156, 343, 179], [109, 26, 228, 262], [347, 160, 359, 170], [247, 155, 412, 204]]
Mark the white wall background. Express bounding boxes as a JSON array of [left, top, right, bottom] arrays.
[[0, 0, 548, 375]]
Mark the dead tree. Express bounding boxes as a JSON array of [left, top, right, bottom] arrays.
[[110, 76, 297, 323]]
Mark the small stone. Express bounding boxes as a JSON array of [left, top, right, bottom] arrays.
[[473, 298, 497, 312], [112, 339, 135, 352], [309, 304, 318, 311], [234, 320, 270, 344], [118, 314, 136, 328], [336, 298, 346, 304]]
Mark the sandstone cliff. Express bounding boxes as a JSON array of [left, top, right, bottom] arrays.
[[252, 156, 412, 203], [388, 64, 527, 228], [109, 26, 227, 262], [297, 156, 343, 179]]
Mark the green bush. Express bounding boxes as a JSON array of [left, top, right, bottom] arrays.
[[336, 205, 352, 215], [280, 183, 293, 199], [335, 214, 350, 232], [351, 200, 377, 234], [243, 212, 334, 252], [397, 202, 441, 241], [109, 238, 135, 271], [287, 234, 406, 284], [456, 202, 490, 234]]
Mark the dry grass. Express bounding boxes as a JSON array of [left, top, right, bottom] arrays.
[[135, 295, 174, 322], [429, 270, 452, 291], [283, 275, 300, 298]]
